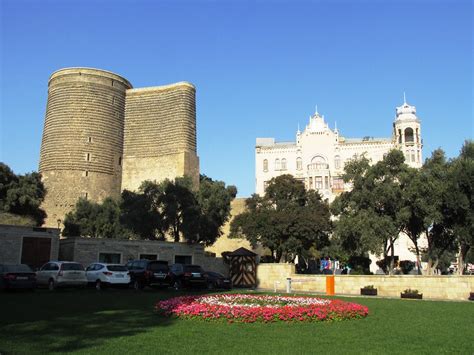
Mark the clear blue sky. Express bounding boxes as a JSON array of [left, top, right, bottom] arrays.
[[1, 0, 472, 197]]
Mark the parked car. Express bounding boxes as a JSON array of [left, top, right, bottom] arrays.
[[126, 260, 171, 290], [85, 263, 131, 290], [0, 264, 36, 290], [36, 261, 88, 290], [169, 264, 206, 290], [203, 271, 232, 290]]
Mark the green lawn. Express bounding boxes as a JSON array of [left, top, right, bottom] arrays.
[[0, 288, 472, 354]]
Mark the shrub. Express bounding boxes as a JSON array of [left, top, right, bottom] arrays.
[[399, 260, 415, 274]]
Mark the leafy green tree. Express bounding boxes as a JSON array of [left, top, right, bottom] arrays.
[[158, 177, 200, 242], [196, 175, 237, 246], [63, 197, 125, 238], [230, 175, 331, 262], [120, 184, 164, 240], [0, 163, 47, 226], [444, 140, 474, 274], [331, 150, 407, 274]]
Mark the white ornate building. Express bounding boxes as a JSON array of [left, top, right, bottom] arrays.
[[255, 99, 424, 272], [255, 98, 422, 201]]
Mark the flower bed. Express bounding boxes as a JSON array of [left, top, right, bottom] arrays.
[[155, 294, 369, 323]]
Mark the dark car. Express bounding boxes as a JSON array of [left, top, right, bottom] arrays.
[[126, 260, 171, 290], [0, 264, 36, 290], [203, 271, 232, 290], [169, 264, 206, 290]]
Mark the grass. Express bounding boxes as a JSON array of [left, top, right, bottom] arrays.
[[0, 288, 472, 354]]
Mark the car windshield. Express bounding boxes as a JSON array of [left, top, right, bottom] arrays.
[[185, 265, 203, 273], [149, 262, 168, 272], [61, 263, 84, 271], [107, 265, 128, 272], [5, 265, 33, 272]]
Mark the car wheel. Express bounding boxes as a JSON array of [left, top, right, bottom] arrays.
[[173, 280, 182, 291], [133, 280, 142, 291], [95, 280, 102, 291], [48, 279, 55, 291]]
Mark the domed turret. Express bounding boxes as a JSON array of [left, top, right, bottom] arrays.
[[392, 94, 423, 168]]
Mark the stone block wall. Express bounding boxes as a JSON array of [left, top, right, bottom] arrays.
[[59, 237, 228, 275], [122, 83, 199, 190], [40, 68, 131, 227], [256, 263, 474, 301], [0, 225, 60, 264]]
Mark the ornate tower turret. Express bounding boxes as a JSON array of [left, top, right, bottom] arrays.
[[393, 95, 422, 167]]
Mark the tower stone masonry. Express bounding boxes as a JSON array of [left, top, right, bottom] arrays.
[[39, 67, 199, 228]]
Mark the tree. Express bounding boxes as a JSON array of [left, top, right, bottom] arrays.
[[120, 183, 164, 240], [158, 177, 200, 243], [196, 175, 237, 246], [331, 150, 407, 274], [444, 141, 474, 274], [63, 197, 125, 238], [230, 174, 331, 262], [0, 163, 47, 226]]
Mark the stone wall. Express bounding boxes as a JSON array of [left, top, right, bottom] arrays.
[[0, 225, 60, 264], [122, 83, 199, 190], [205, 198, 263, 257], [39, 68, 131, 227], [59, 237, 228, 275], [256, 263, 474, 301]]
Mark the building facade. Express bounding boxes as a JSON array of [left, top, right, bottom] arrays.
[[39, 67, 199, 228], [255, 99, 422, 200]]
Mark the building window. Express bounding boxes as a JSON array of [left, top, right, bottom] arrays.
[[398, 129, 402, 143], [296, 157, 302, 171], [281, 158, 287, 171], [87, 137, 92, 143], [86, 153, 91, 161], [82, 192, 88, 200], [175, 255, 192, 264], [335, 155, 341, 169], [324, 176, 329, 189], [99, 253, 121, 264], [411, 150, 415, 162], [139, 254, 157, 260], [118, 156, 122, 166], [404, 127, 414, 143], [275, 159, 281, 171], [263, 159, 268, 172], [332, 177, 344, 191], [85, 171, 89, 177], [315, 176, 323, 189]]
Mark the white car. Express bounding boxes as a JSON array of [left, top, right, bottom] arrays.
[[86, 263, 130, 290], [36, 261, 88, 290]]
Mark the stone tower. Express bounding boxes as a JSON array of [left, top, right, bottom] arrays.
[[122, 83, 199, 191], [393, 96, 423, 168], [39, 67, 199, 228], [39, 68, 132, 227]]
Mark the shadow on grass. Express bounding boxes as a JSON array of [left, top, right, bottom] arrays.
[[0, 287, 181, 353]]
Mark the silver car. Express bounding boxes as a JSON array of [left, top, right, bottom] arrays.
[[85, 263, 130, 290], [36, 261, 88, 290]]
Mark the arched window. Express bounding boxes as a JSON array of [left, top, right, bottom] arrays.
[[275, 159, 280, 171], [296, 157, 302, 171], [281, 158, 287, 170], [334, 155, 341, 169], [263, 159, 268, 172], [404, 127, 414, 143]]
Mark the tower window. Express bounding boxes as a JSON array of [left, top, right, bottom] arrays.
[[263, 159, 268, 172], [296, 157, 302, 171], [118, 156, 122, 166], [85, 171, 89, 177], [88, 137, 92, 143], [404, 127, 414, 143], [86, 153, 91, 161]]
